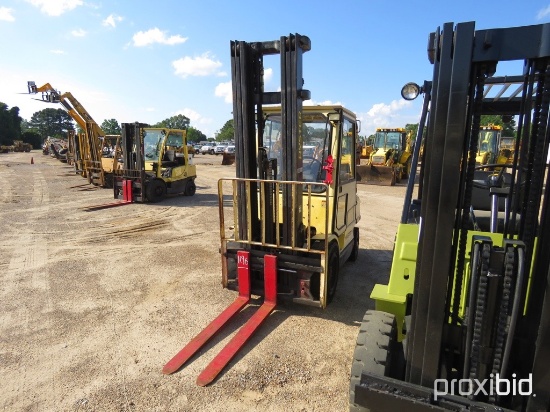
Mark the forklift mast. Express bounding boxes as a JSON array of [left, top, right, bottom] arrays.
[[230, 33, 311, 246]]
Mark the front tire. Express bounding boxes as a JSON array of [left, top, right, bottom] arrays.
[[349, 310, 403, 411], [348, 227, 359, 262], [146, 179, 166, 203], [326, 242, 340, 305]]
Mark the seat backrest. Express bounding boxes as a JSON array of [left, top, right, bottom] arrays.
[[163, 150, 175, 162]]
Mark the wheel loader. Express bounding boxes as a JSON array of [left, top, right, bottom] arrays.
[[350, 21, 550, 412], [113, 123, 196, 203], [476, 124, 502, 165], [163, 33, 361, 386], [356, 127, 412, 185]]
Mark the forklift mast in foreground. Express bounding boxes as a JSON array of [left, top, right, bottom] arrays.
[[351, 21, 550, 412]]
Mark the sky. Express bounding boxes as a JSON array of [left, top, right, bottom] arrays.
[[1, 0, 550, 139]]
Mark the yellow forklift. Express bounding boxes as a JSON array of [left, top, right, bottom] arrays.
[[163, 33, 361, 386], [350, 21, 550, 411], [114, 123, 196, 203]]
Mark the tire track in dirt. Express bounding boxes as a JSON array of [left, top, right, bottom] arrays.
[[0, 166, 56, 411]]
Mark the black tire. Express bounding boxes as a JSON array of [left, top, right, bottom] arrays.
[[349, 310, 403, 411], [146, 179, 166, 203], [326, 242, 340, 305], [348, 227, 359, 262], [184, 180, 196, 196]]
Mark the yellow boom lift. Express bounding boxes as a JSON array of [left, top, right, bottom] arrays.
[[26, 81, 120, 187]]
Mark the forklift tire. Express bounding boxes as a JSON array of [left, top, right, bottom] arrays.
[[348, 227, 359, 262], [146, 179, 166, 203], [184, 180, 196, 196], [326, 242, 340, 305], [349, 310, 402, 411]]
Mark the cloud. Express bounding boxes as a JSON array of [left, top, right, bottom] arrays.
[[264, 68, 273, 82], [305, 99, 343, 106], [132, 28, 187, 47], [0, 7, 15, 21], [176, 108, 212, 125], [26, 0, 83, 16], [215, 81, 232, 103], [172, 52, 223, 79], [50, 49, 66, 55], [537, 5, 550, 19], [102, 14, 123, 28], [357, 99, 412, 132], [71, 28, 86, 37]]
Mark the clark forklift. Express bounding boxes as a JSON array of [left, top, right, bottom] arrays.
[[114, 123, 196, 203], [350, 22, 550, 411], [162, 33, 361, 386]]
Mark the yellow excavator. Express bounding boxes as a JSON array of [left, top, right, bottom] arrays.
[[356, 127, 412, 185], [26, 81, 121, 187]]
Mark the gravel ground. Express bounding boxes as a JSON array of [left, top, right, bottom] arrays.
[[0, 151, 407, 412]]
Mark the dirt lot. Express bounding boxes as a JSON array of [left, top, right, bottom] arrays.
[[0, 151, 407, 412]]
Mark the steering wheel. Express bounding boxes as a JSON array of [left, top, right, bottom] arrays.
[[303, 158, 322, 180], [473, 163, 509, 190]]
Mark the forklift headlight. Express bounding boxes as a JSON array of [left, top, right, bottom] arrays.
[[401, 82, 421, 101]]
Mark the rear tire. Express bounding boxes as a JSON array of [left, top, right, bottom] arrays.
[[349, 310, 403, 411], [146, 179, 166, 203], [184, 180, 196, 196]]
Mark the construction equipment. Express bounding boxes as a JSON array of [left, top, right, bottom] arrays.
[[476, 124, 502, 165], [350, 21, 550, 411], [26, 81, 120, 187], [356, 127, 412, 185], [163, 33, 361, 385], [113, 123, 196, 203], [12, 140, 32, 152]]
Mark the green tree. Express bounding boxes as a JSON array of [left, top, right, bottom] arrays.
[[480, 114, 516, 137], [28, 108, 74, 140], [153, 114, 190, 130], [187, 126, 206, 143], [0, 102, 22, 145], [100, 118, 121, 135], [217, 119, 234, 141], [21, 131, 42, 149]]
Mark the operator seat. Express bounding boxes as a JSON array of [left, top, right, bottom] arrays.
[[161, 150, 178, 168]]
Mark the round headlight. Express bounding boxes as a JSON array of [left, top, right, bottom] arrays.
[[401, 82, 421, 101]]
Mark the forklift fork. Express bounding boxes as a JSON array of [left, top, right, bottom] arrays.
[[162, 251, 277, 386]]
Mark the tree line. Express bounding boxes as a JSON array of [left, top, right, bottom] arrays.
[[0, 101, 226, 148]]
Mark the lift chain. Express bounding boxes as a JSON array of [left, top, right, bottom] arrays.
[[468, 242, 491, 386], [489, 245, 515, 402], [521, 61, 550, 270], [452, 66, 488, 323]]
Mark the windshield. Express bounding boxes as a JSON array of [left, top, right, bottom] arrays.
[[374, 131, 402, 150], [264, 111, 331, 182], [144, 129, 164, 162], [478, 130, 499, 154]]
